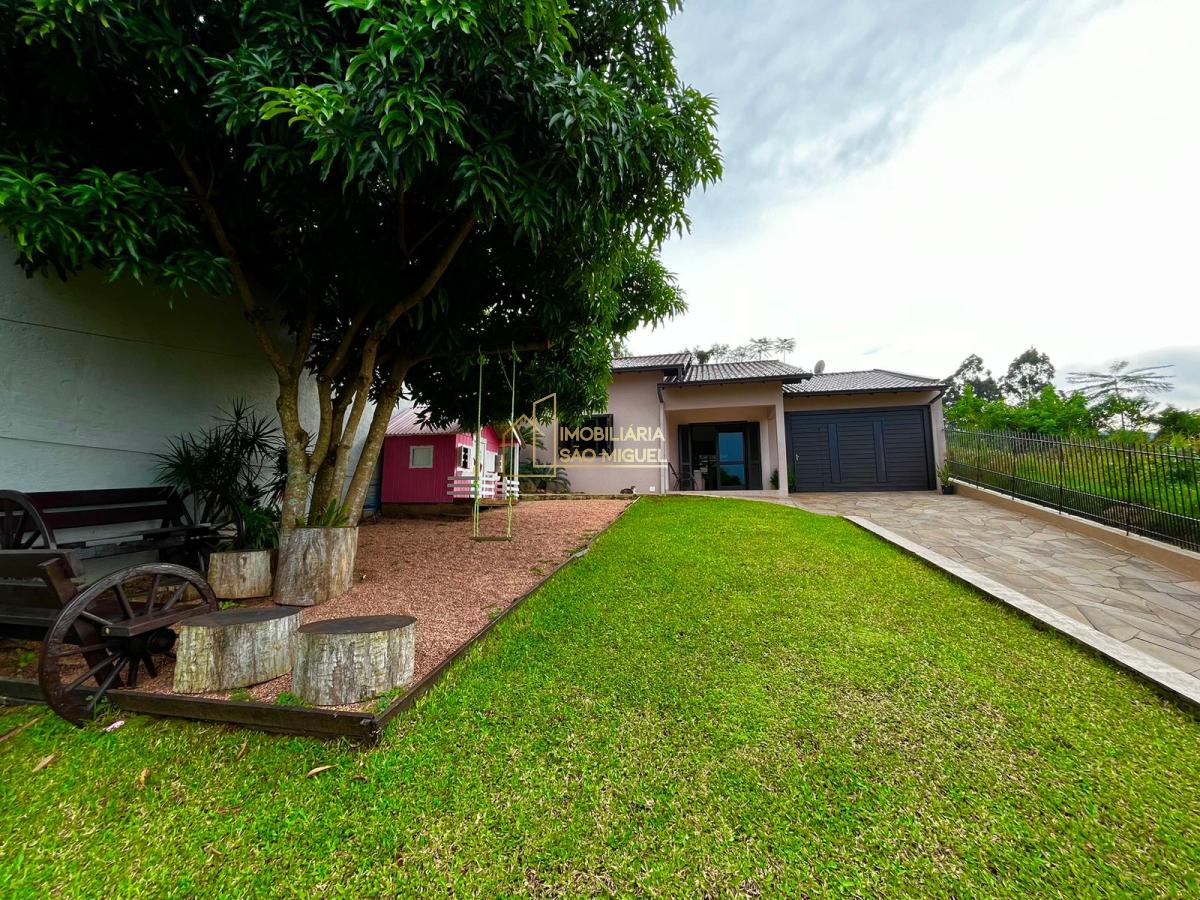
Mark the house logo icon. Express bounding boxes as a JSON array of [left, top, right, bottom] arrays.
[[512, 394, 559, 472], [514, 393, 667, 472]]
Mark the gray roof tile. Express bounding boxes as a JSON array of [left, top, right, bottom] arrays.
[[784, 369, 944, 394], [664, 360, 809, 386], [611, 353, 693, 371]]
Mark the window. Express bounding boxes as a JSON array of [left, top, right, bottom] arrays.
[[560, 414, 614, 456], [457, 445, 471, 470], [409, 445, 434, 468]]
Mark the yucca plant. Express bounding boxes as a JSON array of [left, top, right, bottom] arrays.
[[155, 400, 285, 550]]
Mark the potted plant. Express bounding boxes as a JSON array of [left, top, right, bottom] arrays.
[[205, 504, 279, 599], [156, 400, 286, 599], [936, 462, 956, 495], [274, 500, 358, 607]]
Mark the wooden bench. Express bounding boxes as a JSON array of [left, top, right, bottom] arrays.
[[0, 549, 216, 724], [0, 487, 222, 569]]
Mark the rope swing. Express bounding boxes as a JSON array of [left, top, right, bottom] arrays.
[[471, 350, 519, 542]]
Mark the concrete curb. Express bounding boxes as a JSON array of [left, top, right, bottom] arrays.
[[845, 514, 1200, 710]]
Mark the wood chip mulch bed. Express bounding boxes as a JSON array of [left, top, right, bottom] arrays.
[[1, 499, 630, 712]]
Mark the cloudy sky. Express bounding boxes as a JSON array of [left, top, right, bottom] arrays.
[[629, 0, 1200, 407]]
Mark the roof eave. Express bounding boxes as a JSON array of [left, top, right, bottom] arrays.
[[786, 384, 945, 397], [660, 373, 812, 389], [614, 365, 688, 375]]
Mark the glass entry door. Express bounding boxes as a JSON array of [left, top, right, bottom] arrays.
[[686, 423, 750, 490], [716, 428, 747, 488]]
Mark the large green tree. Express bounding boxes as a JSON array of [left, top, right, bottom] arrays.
[[0, 0, 720, 529], [944, 353, 1000, 405], [1000, 346, 1055, 400]]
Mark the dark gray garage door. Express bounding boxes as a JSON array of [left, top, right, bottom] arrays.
[[786, 407, 934, 491]]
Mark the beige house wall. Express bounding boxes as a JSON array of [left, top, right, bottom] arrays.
[[554, 371, 666, 495], [553, 374, 946, 496], [662, 381, 793, 494]]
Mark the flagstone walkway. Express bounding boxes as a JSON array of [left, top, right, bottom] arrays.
[[790, 492, 1200, 679]]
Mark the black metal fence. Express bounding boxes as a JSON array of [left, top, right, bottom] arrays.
[[945, 427, 1200, 552]]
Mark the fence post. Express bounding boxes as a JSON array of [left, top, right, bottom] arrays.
[[1010, 432, 1017, 499], [1057, 437, 1064, 513], [1124, 443, 1135, 536]]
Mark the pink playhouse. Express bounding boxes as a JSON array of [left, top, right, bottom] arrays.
[[381, 407, 509, 504]]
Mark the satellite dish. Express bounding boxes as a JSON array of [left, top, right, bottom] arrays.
[[814, 359, 826, 374]]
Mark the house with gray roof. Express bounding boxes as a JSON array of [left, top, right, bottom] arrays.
[[550, 354, 947, 496]]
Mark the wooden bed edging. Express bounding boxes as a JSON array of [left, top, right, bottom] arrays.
[[0, 499, 638, 740], [0, 675, 377, 739]]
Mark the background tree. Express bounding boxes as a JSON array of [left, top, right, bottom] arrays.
[[944, 354, 1001, 405], [0, 0, 721, 531], [690, 337, 797, 364], [1152, 406, 1200, 441], [1001, 347, 1055, 400], [945, 384, 1097, 436], [1067, 361, 1174, 403], [1067, 361, 1173, 431]]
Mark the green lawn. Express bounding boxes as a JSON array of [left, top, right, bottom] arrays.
[[2, 497, 1199, 896]]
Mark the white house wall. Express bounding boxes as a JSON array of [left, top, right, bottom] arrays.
[[0, 240, 374, 496]]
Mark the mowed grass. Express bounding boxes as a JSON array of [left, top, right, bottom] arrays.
[[2, 497, 1199, 896]]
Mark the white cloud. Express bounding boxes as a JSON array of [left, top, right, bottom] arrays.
[[637, 0, 1199, 405]]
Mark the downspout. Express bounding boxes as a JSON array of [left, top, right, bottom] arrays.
[[658, 398, 667, 494], [927, 386, 949, 484]]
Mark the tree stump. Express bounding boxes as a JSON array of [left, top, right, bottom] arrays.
[[274, 527, 358, 607], [293, 615, 415, 706], [173, 606, 301, 693], [207, 550, 274, 600]]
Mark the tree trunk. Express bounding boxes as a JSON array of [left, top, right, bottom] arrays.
[[276, 371, 312, 538], [207, 550, 274, 599], [293, 615, 415, 706], [308, 455, 340, 522], [343, 370, 407, 525], [173, 606, 301, 693], [274, 526, 358, 606]]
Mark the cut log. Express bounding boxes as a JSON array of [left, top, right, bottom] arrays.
[[173, 606, 301, 694], [293, 615, 416, 706], [207, 550, 273, 600], [274, 527, 358, 607]]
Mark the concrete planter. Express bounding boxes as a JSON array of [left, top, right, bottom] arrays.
[[274, 526, 358, 607], [207, 549, 274, 600]]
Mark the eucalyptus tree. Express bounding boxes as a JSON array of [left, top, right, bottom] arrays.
[[945, 354, 1001, 405], [1001, 347, 1056, 400], [0, 0, 721, 529]]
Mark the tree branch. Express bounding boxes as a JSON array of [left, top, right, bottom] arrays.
[[173, 151, 289, 377], [406, 210, 454, 260], [397, 184, 408, 259], [383, 213, 477, 332], [291, 299, 318, 374], [319, 301, 373, 383]]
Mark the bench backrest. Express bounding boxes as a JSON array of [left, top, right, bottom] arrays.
[[27, 487, 191, 537], [0, 549, 84, 610]]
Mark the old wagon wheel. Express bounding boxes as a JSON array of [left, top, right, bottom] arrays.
[[0, 490, 53, 550], [37, 564, 217, 725], [174, 488, 244, 572]]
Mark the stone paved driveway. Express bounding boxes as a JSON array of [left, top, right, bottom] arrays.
[[789, 492, 1200, 678]]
